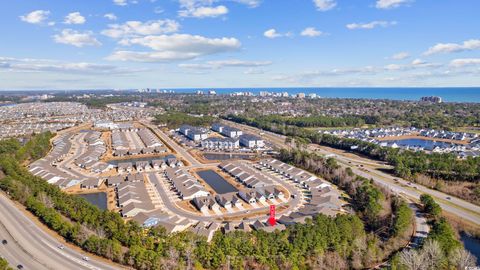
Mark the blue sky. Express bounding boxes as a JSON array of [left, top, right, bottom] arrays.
[[0, 0, 479, 89]]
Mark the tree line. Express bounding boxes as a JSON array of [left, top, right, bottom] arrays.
[[254, 114, 377, 128], [154, 112, 215, 129]]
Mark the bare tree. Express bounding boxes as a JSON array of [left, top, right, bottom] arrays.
[[449, 248, 477, 270], [399, 249, 425, 270], [419, 240, 442, 270]]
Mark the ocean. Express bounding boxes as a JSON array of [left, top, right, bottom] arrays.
[[161, 88, 480, 103]]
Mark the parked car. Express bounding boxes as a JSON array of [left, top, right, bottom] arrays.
[[2, 239, 7, 245]]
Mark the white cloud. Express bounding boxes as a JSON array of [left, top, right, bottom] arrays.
[[113, 0, 128, 6], [384, 64, 403, 71], [264, 29, 281, 39], [0, 56, 140, 75], [376, 0, 411, 9], [264, 28, 292, 39], [390, 52, 410, 60], [19, 10, 51, 24], [104, 13, 117, 21], [424, 39, 480, 55], [107, 34, 241, 62], [233, 0, 261, 8], [177, 0, 259, 18], [102, 20, 180, 38], [244, 68, 265, 75], [411, 58, 425, 66], [450, 58, 480, 67], [64, 12, 86, 25], [179, 5, 228, 18], [346, 21, 397, 30], [384, 59, 441, 71], [53, 29, 101, 47], [301, 27, 323, 37], [313, 0, 336, 11], [179, 59, 272, 69]]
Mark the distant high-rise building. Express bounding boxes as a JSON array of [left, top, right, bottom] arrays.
[[281, 92, 289, 97], [297, 93, 306, 99], [308, 93, 318, 99], [208, 90, 217, 95], [196, 90, 205, 95], [420, 96, 442, 103], [259, 91, 269, 97]]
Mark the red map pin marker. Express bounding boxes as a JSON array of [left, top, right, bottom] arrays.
[[268, 205, 276, 226]]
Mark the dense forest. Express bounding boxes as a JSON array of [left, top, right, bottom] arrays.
[[153, 94, 480, 130], [154, 112, 215, 128], [254, 115, 377, 128]]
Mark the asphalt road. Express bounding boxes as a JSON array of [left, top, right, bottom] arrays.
[[224, 120, 480, 226], [0, 194, 123, 270], [408, 203, 430, 248], [147, 171, 302, 223]]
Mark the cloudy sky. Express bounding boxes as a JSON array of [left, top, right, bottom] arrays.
[[0, 0, 479, 90]]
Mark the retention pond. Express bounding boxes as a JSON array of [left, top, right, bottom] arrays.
[[197, 170, 238, 194], [78, 192, 108, 210]]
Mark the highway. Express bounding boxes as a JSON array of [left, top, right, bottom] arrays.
[[224, 120, 480, 226], [0, 193, 124, 270]]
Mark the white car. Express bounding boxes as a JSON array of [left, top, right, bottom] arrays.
[[82, 256, 89, 261]]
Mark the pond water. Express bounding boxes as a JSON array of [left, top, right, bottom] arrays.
[[386, 138, 456, 151], [197, 170, 238, 194], [203, 153, 254, 161], [78, 192, 108, 210], [107, 154, 175, 165], [461, 233, 480, 264]]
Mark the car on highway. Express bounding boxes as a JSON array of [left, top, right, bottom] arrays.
[[446, 197, 452, 200], [82, 256, 89, 261], [2, 239, 7, 245], [17, 265, 24, 269], [58, 245, 65, 249]]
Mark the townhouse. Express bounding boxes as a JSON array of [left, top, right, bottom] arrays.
[[201, 137, 239, 150], [219, 160, 274, 188], [116, 181, 155, 217], [164, 168, 210, 200], [179, 125, 208, 141], [239, 134, 265, 148]]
